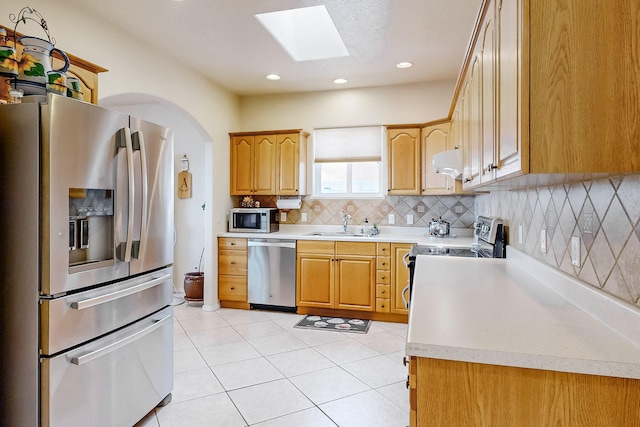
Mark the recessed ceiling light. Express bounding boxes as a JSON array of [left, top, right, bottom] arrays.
[[333, 78, 348, 84], [396, 61, 413, 69], [266, 74, 281, 81], [255, 5, 349, 62]]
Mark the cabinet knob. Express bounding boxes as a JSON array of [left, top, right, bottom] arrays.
[[381, 275, 386, 280], [403, 356, 408, 366], [230, 242, 236, 246], [382, 248, 387, 252], [230, 261, 235, 264], [381, 304, 385, 308], [230, 287, 235, 290], [382, 262, 386, 266], [381, 290, 385, 294]]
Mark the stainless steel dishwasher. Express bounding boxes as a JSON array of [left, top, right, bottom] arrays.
[[248, 238, 297, 311]]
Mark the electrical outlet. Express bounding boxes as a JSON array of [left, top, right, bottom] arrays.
[[280, 212, 287, 222], [388, 214, 395, 225], [301, 212, 307, 222], [540, 229, 547, 253], [584, 213, 593, 234], [571, 236, 581, 267], [407, 214, 413, 225], [518, 224, 523, 245]]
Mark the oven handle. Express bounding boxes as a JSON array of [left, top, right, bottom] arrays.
[[70, 274, 171, 310], [70, 314, 171, 366], [403, 251, 411, 268], [402, 284, 410, 308]]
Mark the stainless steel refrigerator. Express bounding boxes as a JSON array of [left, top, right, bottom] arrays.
[[0, 94, 174, 427]]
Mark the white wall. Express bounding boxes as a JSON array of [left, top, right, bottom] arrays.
[[239, 80, 455, 131], [2, 1, 238, 309]]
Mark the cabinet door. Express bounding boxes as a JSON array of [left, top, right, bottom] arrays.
[[391, 243, 412, 314], [253, 134, 277, 195], [334, 256, 375, 311], [296, 254, 334, 308], [422, 121, 455, 194], [463, 56, 482, 189], [387, 128, 421, 195], [480, 1, 497, 184], [230, 135, 254, 195], [496, 0, 524, 178], [276, 133, 300, 195]]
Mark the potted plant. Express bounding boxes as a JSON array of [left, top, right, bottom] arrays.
[[184, 248, 204, 302]]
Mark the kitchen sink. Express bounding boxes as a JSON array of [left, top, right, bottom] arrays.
[[304, 231, 370, 238]]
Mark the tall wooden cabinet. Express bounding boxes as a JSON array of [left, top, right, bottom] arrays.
[[296, 240, 376, 312], [458, 0, 640, 190], [229, 130, 308, 196]]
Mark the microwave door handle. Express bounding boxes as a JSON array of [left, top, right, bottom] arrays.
[[115, 128, 135, 263], [131, 131, 148, 259]]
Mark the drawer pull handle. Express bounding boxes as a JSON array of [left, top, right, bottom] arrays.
[[406, 378, 410, 389], [71, 274, 171, 310], [403, 356, 408, 366]]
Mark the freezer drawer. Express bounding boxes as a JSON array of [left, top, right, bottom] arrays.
[[41, 306, 173, 427], [41, 267, 173, 356]]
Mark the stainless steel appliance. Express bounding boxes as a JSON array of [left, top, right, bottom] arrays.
[[404, 216, 506, 308], [0, 95, 174, 427], [229, 207, 279, 233], [248, 238, 296, 311]]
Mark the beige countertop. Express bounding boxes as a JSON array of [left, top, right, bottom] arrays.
[[406, 247, 640, 379], [219, 224, 477, 247]]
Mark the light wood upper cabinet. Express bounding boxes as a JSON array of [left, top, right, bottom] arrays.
[[458, 0, 640, 190], [387, 127, 421, 195], [230, 130, 308, 196], [421, 120, 465, 195]]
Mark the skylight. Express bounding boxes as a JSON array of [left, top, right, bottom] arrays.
[[255, 5, 349, 62]]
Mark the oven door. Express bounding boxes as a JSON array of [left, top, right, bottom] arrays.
[[40, 306, 173, 427]]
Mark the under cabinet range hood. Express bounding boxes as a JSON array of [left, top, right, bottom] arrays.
[[433, 149, 463, 179]]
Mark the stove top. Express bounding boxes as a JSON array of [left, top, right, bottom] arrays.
[[409, 216, 506, 259]]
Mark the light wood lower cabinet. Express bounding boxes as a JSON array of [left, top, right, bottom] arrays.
[[375, 243, 391, 313], [217, 237, 247, 305], [411, 357, 640, 427], [391, 243, 412, 315], [296, 240, 376, 312]]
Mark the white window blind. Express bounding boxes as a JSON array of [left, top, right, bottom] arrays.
[[314, 126, 384, 163]]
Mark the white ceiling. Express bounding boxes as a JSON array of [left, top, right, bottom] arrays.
[[66, 0, 482, 96]]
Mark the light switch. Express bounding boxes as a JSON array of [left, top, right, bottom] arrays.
[[280, 212, 287, 222], [571, 236, 581, 267], [301, 212, 307, 222], [407, 214, 413, 225], [518, 224, 523, 245], [540, 229, 547, 253], [388, 214, 395, 225]]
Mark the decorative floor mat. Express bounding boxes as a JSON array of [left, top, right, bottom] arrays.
[[294, 315, 371, 334]]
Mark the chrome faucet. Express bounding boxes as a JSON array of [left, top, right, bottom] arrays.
[[340, 209, 352, 233]]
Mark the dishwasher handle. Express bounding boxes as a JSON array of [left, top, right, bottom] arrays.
[[248, 240, 296, 249]]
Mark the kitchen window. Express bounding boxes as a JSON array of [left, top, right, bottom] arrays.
[[312, 126, 386, 198]]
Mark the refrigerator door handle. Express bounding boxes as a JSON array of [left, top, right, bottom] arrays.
[[70, 273, 172, 310], [115, 127, 135, 263], [131, 130, 148, 259], [70, 314, 172, 365]]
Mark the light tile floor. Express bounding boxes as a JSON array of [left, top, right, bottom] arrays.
[[135, 304, 410, 427]]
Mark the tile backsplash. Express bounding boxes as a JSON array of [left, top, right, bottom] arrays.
[[476, 175, 640, 307], [245, 195, 477, 229]]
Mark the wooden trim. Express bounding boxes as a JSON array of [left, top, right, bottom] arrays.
[[229, 129, 305, 137]]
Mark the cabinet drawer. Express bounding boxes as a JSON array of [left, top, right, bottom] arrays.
[[218, 275, 247, 301], [218, 237, 247, 250], [376, 284, 390, 298], [336, 241, 376, 256], [376, 256, 391, 270], [376, 298, 390, 313], [218, 250, 247, 275], [376, 270, 390, 284], [297, 240, 334, 254], [377, 242, 391, 256]]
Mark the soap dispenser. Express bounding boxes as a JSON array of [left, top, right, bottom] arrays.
[[361, 217, 370, 235]]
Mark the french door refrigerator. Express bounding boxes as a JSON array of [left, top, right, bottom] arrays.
[[0, 94, 174, 427]]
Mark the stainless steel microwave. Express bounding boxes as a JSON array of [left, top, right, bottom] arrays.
[[229, 208, 279, 233]]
